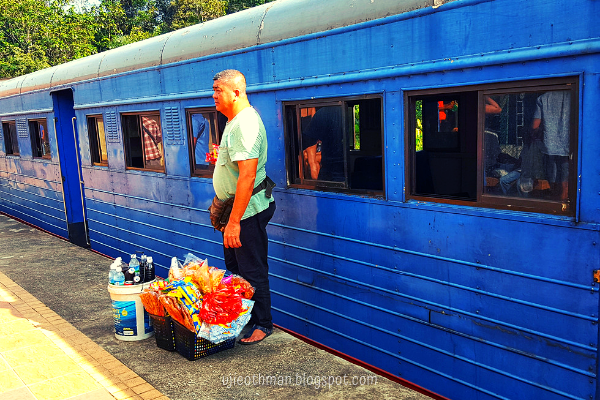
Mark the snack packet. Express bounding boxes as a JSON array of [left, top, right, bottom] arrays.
[[191, 263, 211, 294], [140, 289, 164, 316], [198, 298, 254, 343], [159, 294, 194, 331], [168, 257, 183, 281], [220, 274, 255, 299], [199, 286, 243, 325], [208, 267, 226, 293]]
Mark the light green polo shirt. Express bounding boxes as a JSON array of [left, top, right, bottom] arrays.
[[213, 107, 273, 220]]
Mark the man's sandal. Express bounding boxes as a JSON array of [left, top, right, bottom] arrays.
[[239, 324, 273, 345]]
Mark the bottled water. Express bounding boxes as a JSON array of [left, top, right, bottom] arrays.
[[108, 262, 116, 284], [113, 268, 125, 286], [129, 254, 140, 275], [145, 256, 155, 282]]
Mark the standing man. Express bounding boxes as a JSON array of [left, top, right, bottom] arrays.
[[212, 69, 276, 345]]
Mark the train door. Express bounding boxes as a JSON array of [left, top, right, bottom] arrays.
[[51, 89, 89, 248]]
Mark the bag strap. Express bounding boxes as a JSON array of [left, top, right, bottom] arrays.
[[252, 176, 276, 198]]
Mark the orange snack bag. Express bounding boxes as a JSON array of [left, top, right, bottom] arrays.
[[140, 289, 165, 316], [208, 267, 225, 293]]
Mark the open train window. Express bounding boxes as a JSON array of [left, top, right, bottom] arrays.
[[284, 96, 384, 195], [406, 77, 578, 216], [87, 115, 108, 166], [185, 108, 225, 177], [29, 119, 50, 160], [2, 121, 19, 156], [121, 112, 164, 172]]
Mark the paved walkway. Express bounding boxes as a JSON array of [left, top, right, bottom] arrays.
[[0, 213, 435, 400], [0, 272, 168, 400]]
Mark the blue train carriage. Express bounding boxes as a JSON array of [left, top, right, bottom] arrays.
[[0, 0, 599, 399]]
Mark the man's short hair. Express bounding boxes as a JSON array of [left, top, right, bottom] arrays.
[[213, 69, 246, 85]]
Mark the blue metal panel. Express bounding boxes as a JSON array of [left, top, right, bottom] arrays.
[[162, 103, 190, 177], [73, 80, 103, 108], [0, 157, 67, 237], [99, 70, 162, 104], [20, 91, 53, 114]]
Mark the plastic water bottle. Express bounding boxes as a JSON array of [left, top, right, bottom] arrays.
[[145, 256, 155, 282], [113, 268, 125, 286], [129, 254, 140, 275], [109, 262, 122, 285], [108, 262, 116, 284]]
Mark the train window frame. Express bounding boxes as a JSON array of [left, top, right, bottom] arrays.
[[185, 108, 225, 178], [86, 115, 108, 167], [120, 111, 165, 173], [2, 121, 19, 156], [283, 95, 384, 196], [28, 119, 51, 160], [405, 77, 579, 216]]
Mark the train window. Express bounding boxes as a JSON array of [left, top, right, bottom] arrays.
[[407, 77, 578, 216], [87, 115, 108, 166], [2, 121, 19, 156], [185, 108, 225, 177], [29, 119, 50, 160], [284, 96, 383, 194], [121, 112, 164, 172]]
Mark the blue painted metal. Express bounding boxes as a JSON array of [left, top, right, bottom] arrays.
[[0, 0, 599, 399], [51, 89, 87, 246]]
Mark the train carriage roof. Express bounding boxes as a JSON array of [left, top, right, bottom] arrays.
[[0, 0, 438, 98]]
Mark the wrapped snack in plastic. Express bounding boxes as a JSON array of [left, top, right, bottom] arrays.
[[208, 267, 226, 293], [167, 277, 202, 307], [183, 252, 200, 266], [168, 257, 183, 281], [183, 252, 207, 268], [198, 298, 254, 343], [191, 263, 211, 294], [220, 274, 255, 299], [140, 289, 164, 316], [159, 294, 194, 331], [149, 279, 169, 292], [199, 286, 242, 325], [181, 305, 196, 332]]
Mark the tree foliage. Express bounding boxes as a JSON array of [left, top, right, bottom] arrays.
[[0, 0, 97, 77], [0, 0, 276, 79]]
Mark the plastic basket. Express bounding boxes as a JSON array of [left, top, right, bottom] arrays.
[[172, 320, 235, 361], [149, 314, 176, 352]]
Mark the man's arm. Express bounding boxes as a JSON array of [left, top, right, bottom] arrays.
[[223, 158, 258, 248], [303, 143, 322, 179]]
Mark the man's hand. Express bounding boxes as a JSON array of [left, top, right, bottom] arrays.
[[223, 220, 242, 248]]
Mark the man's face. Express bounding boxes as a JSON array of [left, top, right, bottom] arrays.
[[212, 79, 236, 115]]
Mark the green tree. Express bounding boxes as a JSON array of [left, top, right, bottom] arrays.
[[0, 0, 97, 78], [227, 0, 275, 14], [171, 0, 227, 30], [0, 0, 277, 78], [91, 0, 128, 52]]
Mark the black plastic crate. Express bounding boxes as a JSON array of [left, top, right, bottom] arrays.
[[149, 314, 176, 352], [172, 319, 235, 361]]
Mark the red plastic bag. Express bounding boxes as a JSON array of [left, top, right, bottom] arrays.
[[199, 286, 243, 325], [220, 274, 255, 299]]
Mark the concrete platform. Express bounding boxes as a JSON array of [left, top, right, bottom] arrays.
[[0, 214, 435, 400]]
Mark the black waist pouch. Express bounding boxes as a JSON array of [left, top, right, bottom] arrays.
[[208, 177, 275, 232]]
